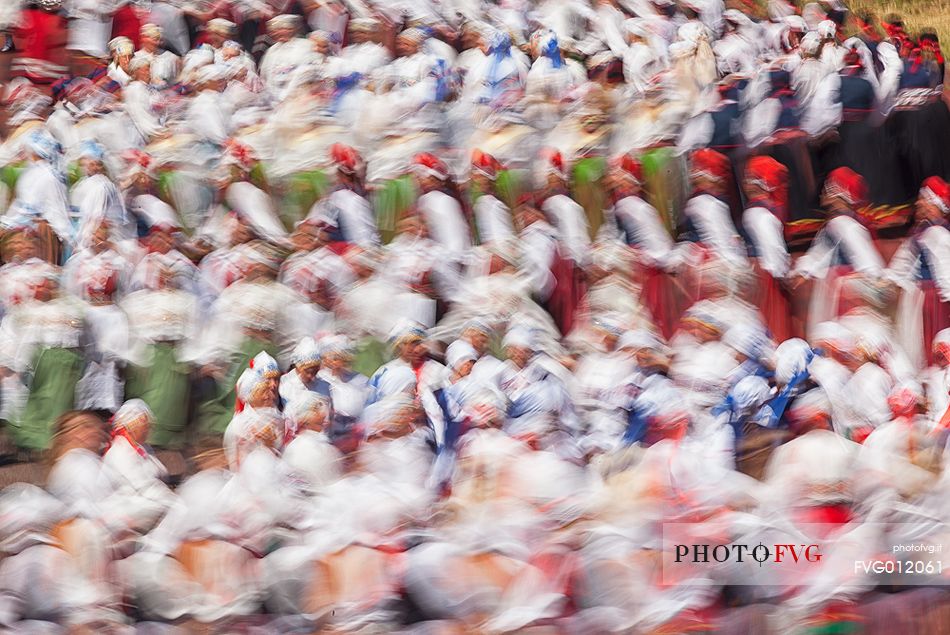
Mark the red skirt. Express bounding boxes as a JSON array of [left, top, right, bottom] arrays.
[[111, 5, 142, 48], [639, 263, 681, 340], [545, 253, 587, 336], [754, 264, 792, 343], [921, 280, 950, 366]]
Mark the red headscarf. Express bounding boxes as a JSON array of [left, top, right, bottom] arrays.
[[824, 167, 868, 210], [745, 156, 789, 220]]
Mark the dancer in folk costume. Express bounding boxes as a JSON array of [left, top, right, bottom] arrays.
[[101, 399, 176, 533], [306, 143, 380, 248], [369, 321, 448, 448], [7, 130, 75, 263], [6, 271, 86, 452], [923, 329, 950, 430], [316, 334, 372, 438], [64, 217, 135, 415], [889, 177, 950, 368], [538, 148, 591, 267], [607, 153, 684, 338], [743, 155, 794, 341], [679, 148, 747, 276], [278, 336, 333, 413], [12, 0, 69, 84], [223, 365, 286, 470], [468, 149, 515, 245], [123, 236, 200, 448], [791, 167, 886, 335], [44, 411, 123, 609], [412, 152, 472, 258]]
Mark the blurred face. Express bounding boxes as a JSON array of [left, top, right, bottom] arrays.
[[91, 219, 111, 250], [400, 337, 426, 364], [248, 380, 278, 408], [514, 206, 543, 231], [34, 278, 56, 302], [744, 179, 769, 202], [464, 329, 489, 355], [132, 64, 151, 82], [208, 33, 226, 48], [323, 350, 349, 373], [396, 36, 420, 57], [506, 345, 531, 368], [125, 414, 152, 444], [397, 215, 427, 239], [693, 174, 725, 197], [115, 53, 132, 71], [299, 407, 328, 433], [80, 157, 104, 176], [311, 36, 330, 55], [142, 34, 160, 51], [820, 191, 850, 216], [296, 362, 320, 385], [455, 359, 475, 379], [272, 27, 294, 43], [470, 402, 502, 428], [917, 198, 945, 224], [69, 414, 106, 453], [683, 319, 719, 344]]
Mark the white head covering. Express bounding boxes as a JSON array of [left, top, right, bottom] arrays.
[[224, 182, 289, 245], [237, 367, 270, 402], [111, 399, 155, 432], [195, 64, 229, 85], [817, 19, 837, 39], [810, 321, 855, 352], [933, 328, 950, 352], [503, 325, 536, 350], [132, 194, 180, 230], [731, 375, 775, 415], [320, 334, 353, 357], [282, 430, 342, 493], [251, 351, 280, 378], [287, 391, 331, 427], [618, 329, 663, 352], [775, 338, 813, 386], [800, 31, 821, 56], [363, 394, 414, 437], [291, 337, 321, 368], [446, 340, 478, 372], [388, 319, 427, 347]]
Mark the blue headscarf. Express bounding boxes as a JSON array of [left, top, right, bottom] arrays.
[[26, 130, 66, 183], [79, 140, 106, 162], [330, 72, 362, 114], [542, 31, 563, 69]]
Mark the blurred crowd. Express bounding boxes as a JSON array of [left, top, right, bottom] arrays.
[[1, 0, 950, 632]]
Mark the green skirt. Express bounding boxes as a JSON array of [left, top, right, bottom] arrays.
[[640, 147, 688, 233], [571, 157, 607, 239], [494, 169, 523, 210], [285, 170, 330, 228], [195, 336, 280, 437], [125, 343, 192, 449], [374, 175, 416, 244], [16, 347, 83, 451]]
